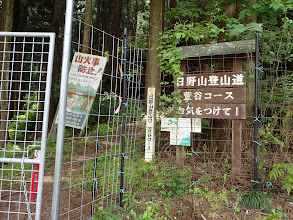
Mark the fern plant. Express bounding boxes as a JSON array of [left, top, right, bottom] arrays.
[[270, 162, 293, 195]]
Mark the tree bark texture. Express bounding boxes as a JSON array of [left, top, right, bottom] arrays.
[[0, 0, 14, 147], [82, 0, 92, 54], [48, 0, 63, 130], [146, 0, 164, 99]]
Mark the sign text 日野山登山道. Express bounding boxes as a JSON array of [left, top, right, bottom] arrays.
[[177, 72, 246, 119]]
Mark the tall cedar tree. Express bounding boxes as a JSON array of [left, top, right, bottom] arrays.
[[146, 0, 164, 99], [0, 0, 14, 147]]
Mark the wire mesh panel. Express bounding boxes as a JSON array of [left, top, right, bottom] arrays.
[[0, 32, 55, 220], [55, 20, 143, 219]]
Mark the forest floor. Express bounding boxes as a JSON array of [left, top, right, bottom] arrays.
[[1, 124, 293, 220]]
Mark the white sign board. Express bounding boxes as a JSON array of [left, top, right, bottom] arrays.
[[145, 87, 156, 162], [161, 118, 201, 146], [63, 52, 108, 129]]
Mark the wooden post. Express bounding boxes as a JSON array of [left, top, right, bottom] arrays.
[[176, 60, 187, 166], [145, 87, 156, 162], [176, 145, 186, 165], [231, 58, 243, 175]]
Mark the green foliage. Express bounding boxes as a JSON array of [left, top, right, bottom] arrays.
[[8, 93, 39, 141], [227, 23, 262, 37], [89, 92, 119, 125], [166, 169, 187, 198], [92, 194, 171, 220], [270, 162, 293, 195], [89, 92, 141, 126], [242, 190, 272, 212], [98, 123, 113, 136], [256, 213, 282, 220], [271, 206, 288, 218], [93, 194, 139, 220], [45, 136, 57, 170]]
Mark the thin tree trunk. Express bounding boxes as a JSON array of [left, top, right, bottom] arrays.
[[48, 0, 63, 130], [132, 0, 139, 42], [83, 0, 92, 54], [112, 0, 122, 37], [0, 0, 14, 147], [146, 0, 164, 99], [78, 0, 93, 137], [169, 0, 177, 28], [210, 1, 240, 152], [12, 0, 28, 115]]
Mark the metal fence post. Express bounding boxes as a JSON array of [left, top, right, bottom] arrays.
[[51, 0, 74, 219], [253, 32, 260, 190], [119, 28, 128, 207], [35, 32, 56, 220]]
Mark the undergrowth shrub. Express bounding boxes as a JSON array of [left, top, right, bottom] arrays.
[[98, 123, 113, 136], [166, 169, 187, 198], [270, 162, 293, 195], [8, 93, 39, 140], [242, 190, 272, 212]]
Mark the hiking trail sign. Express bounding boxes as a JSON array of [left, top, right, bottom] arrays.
[[177, 72, 246, 119]]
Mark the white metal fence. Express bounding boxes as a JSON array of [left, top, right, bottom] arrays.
[[0, 32, 55, 220]]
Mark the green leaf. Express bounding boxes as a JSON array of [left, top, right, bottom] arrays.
[[269, 2, 283, 10], [246, 23, 263, 32], [228, 24, 247, 37], [263, 213, 282, 220], [238, 9, 247, 20]]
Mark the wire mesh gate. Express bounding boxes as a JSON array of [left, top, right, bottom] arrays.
[[0, 32, 55, 219], [51, 18, 143, 219]]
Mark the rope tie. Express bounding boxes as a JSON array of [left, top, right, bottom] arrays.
[[191, 148, 200, 157], [254, 117, 261, 123], [121, 153, 128, 159], [251, 180, 260, 184], [255, 66, 263, 72], [64, 33, 72, 36], [266, 182, 274, 188], [254, 31, 262, 37], [93, 178, 98, 193], [120, 189, 127, 194], [124, 74, 132, 80], [122, 103, 128, 107], [253, 140, 261, 146], [190, 179, 200, 187], [118, 171, 124, 175], [120, 134, 126, 137], [57, 121, 66, 124], [96, 140, 103, 148]]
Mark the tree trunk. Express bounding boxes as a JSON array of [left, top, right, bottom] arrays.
[[210, 1, 241, 152], [0, 0, 14, 148], [132, 0, 139, 41], [83, 0, 92, 54], [169, 0, 177, 28], [48, 0, 63, 130], [146, 0, 164, 99]]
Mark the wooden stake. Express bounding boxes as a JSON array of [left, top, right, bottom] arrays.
[[175, 60, 187, 166], [231, 58, 243, 175]]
